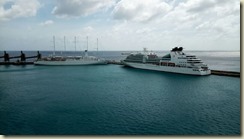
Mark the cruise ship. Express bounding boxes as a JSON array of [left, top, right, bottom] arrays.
[[121, 47, 211, 75]]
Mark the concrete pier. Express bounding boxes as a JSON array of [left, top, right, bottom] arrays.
[[210, 70, 240, 77], [0, 51, 41, 63]]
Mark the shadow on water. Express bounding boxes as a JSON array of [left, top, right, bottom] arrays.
[[0, 65, 35, 73], [33, 64, 108, 68], [0, 64, 109, 74]]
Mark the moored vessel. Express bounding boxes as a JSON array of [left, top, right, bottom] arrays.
[[34, 54, 107, 66], [34, 36, 107, 66], [121, 47, 211, 75]]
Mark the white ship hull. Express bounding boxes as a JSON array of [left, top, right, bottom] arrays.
[[122, 61, 211, 76], [34, 59, 107, 66]]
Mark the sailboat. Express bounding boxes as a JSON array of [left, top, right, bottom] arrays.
[[34, 36, 108, 66]]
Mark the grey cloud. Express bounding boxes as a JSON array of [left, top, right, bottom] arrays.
[[112, 0, 171, 22], [52, 0, 114, 18], [187, 1, 215, 13], [187, 0, 231, 13], [0, 0, 41, 21], [112, 4, 140, 20]]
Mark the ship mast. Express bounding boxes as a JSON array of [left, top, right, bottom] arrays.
[[86, 36, 88, 51], [74, 36, 76, 52], [85, 36, 89, 57], [63, 36, 66, 55], [97, 38, 98, 56], [53, 36, 56, 56]]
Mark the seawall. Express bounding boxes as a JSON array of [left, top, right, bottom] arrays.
[[210, 70, 240, 77]]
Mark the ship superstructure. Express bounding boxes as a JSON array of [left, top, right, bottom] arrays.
[[121, 47, 211, 75]]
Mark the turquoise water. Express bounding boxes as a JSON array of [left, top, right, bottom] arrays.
[[0, 64, 240, 135]]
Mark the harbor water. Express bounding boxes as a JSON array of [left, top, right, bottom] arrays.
[[0, 51, 240, 135]]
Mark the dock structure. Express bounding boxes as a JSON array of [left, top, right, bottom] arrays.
[[0, 51, 41, 65], [210, 70, 240, 77]]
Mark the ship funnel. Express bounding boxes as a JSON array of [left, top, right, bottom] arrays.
[[171, 47, 183, 52]]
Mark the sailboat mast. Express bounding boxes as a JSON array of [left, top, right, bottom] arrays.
[[97, 38, 98, 52], [86, 36, 88, 51], [53, 36, 56, 55], [74, 36, 76, 52], [97, 38, 98, 56], [64, 36, 66, 51], [63, 36, 66, 55]]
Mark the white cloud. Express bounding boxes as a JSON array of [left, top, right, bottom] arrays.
[[0, 0, 41, 21], [39, 20, 54, 26], [158, 0, 239, 37], [185, 0, 233, 14], [52, 0, 115, 18], [112, 0, 171, 22], [101, 0, 239, 50], [0, 0, 240, 51], [83, 26, 94, 32], [135, 28, 152, 34]]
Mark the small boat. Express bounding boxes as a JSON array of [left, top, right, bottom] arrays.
[[121, 47, 211, 75]]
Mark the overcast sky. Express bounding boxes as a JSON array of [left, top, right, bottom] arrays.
[[0, 0, 240, 51]]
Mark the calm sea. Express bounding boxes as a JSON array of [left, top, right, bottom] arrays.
[[0, 51, 240, 135]]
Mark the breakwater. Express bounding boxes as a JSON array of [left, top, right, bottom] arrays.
[[210, 70, 240, 77], [0, 51, 41, 63]]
